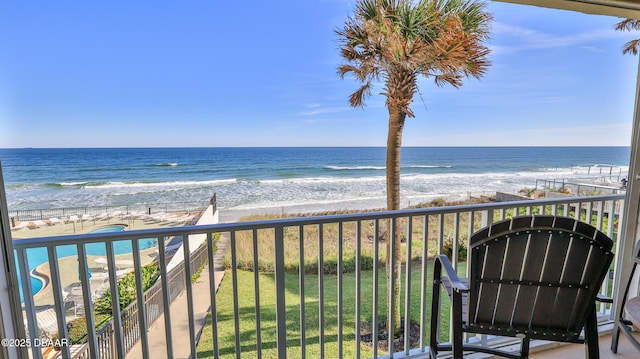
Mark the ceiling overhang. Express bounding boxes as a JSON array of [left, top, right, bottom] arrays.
[[494, 0, 640, 19]]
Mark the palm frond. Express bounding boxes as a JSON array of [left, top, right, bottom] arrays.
[[349, 82, 372, 108], [623, 39, 640, 55], [614, 18, 640, 55], [615, 18, 640, 32]]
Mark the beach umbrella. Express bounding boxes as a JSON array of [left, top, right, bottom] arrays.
[[68, 215, 79, 232], [82, 214, 94, 227]]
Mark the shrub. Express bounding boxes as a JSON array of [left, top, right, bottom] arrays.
[[442, 238, 467, 261], [518, 188, 535, 197], [55, 314, 110, 345], [430, 198, 447, 207], [94, 262, 160, 315]]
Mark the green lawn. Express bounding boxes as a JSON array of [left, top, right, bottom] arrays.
[[197, 262, 461, 358]]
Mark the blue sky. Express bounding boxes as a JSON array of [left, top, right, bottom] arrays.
[[0, 1, 638, 148]]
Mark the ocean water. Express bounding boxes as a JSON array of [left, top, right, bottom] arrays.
[[0, 147, 631, 217]]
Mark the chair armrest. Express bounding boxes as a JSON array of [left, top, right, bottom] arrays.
[[435, 255, 468, 292], [596, 294, 613, 304]]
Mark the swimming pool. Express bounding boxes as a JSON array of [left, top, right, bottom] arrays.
[[17, 224, 158, 301], [88, 224, 127, 234]]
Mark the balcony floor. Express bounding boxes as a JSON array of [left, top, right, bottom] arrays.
[[531, 332, 640, 359]]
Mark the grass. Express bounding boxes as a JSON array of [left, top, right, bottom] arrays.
[[197, 261, 465, 358]]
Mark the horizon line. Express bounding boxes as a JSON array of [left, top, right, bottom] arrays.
[[0, 145, 632, 150]]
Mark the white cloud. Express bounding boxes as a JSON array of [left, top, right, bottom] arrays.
[[491, 22, 627, 54], [297, 106, 351, 116]]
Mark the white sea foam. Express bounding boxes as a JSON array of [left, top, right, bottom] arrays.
[[408, 165, 453, 168], [325, 164, 453, 170], [59, 182, 89, 186], [81, 178, 237, 189], [259, 176, 386, 185], [325, 165, 386, 170]]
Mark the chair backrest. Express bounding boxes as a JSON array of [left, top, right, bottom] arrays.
[[467, 215, 613, 340]]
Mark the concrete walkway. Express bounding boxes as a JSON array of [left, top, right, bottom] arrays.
[[126, 232, 230, 359]]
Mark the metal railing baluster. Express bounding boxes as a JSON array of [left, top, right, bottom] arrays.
[[206, 232, 220, 359], [230, 231, 241, 359], [438, 214, 444, 254], [338, 222, 344, 358], [355, 221, 362, 358], [16, 248, 41, 359], [47, 246, 71, 359], [318, 223, 325, 358], [404, 216, 412, 355], [388, 217, 395, 355], [298, 225, 306, 359], [607, 200, 615, 239], [372, 219, 380, 359], [597, 201, 604, 230], [104, 242, 123, 358], [274, 225, 287, 359], [157, 236, 174, 358], [419, 215, 429, 352], [452, 213, 460, 268], [182, 235, 197, 358], [132, 238, 150, 359], [252, 228, 263, 359]]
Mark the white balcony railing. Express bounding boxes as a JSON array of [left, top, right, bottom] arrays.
[[14, 194, 625, 359]]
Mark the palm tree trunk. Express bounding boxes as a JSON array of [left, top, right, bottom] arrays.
[[386, 106, 405, 337]]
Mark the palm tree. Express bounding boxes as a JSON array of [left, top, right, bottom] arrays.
[[337, 0, 491, 336], [615, 19, 640, 55]]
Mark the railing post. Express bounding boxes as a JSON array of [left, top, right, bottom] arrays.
[[298, 225, 307, 359], [16, 249, 41, 359], [481, 209, 491, 227], [274, 225, 287, 359], [388, 217, 395, 354], [182, 236, 197, 358], [157, 237, 174, 358], [251, 229, 263, 359], [104, 242, 125, 358], [132, 239, 150, 359], [207, 233, 220, 359], [318, 224, 325, 358], [355, 221, 362, 358]]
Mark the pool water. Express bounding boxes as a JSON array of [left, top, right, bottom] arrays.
[[88, 224, 127, 234], [17, 224, 158, 301]]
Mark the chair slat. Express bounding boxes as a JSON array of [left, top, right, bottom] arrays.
[[531, 231, 571, 327], [493, 235, 528, 325]]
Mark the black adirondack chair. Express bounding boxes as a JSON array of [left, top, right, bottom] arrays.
[[430, 215, 614, 359], [611, 240, 640, 352]]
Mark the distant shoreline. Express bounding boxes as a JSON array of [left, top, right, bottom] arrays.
[[0, 145, 632, 150]]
